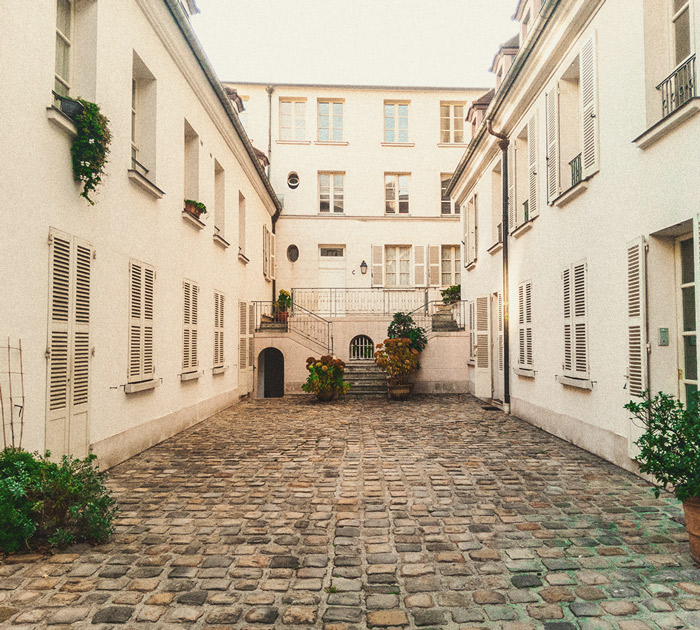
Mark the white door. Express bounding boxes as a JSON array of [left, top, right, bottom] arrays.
[[490, 292, 504, 402], [319, 247, 346, 315]]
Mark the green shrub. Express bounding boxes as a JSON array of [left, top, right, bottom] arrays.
[[0, 449, 118, 552], [387, 312, 428, 353], [440, 284, 461, 304], [302, 355, 350, 401]]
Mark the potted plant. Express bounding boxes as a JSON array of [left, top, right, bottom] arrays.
[[440, 284, 461, 306], [625, 391, 700, 563], [274, 289, 292, 323], [54, 93, 85, 121], [374, 338, 420, 400], [184, 199, 207, 218], [387, 312, 427, 352], [302, 355, 350, 401]]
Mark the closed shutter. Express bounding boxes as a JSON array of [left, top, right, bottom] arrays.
[[626, 238, 647, 398], [428, 245, 440, 286], [518, 283, 526, 367], [270, 231, 276, 281], [248, 303, 255, 368], [497, 292, 504, 372], [467, 198, 477, 265], [518, 281, 533, 368], [475, 296, 490, 372], [468, 301, 475, 360], [128, 261, 155, 382], [563, 262, 588, 379], [527, 115, 538, 219], [579, 34, 599, 179], [414, 245, 426, 287], [183, 280, 198, 372], [263, 225, 270, 278], [239, 301, 247, 370], [546, 87, 559, 202], [214, 291, 225, 368], [563, 266, 573, 376], [508, 142, 516, 231], [371, 245, 384, 287], [464, 204, 469, 268]]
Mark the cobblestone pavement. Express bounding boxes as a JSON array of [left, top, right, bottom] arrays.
[[2, 395, 700, 629]]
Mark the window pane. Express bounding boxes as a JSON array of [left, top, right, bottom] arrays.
[[454, 130, 464, 143], [398, 130, 408, 143], [440, 129, 450, 143], [333, 174, 344, 189], [681, 239, 694, 284], [384, 104, 394, 116], [319, 102, 329, 115], [398, 104, 408, 117], [683, 287, 696, 331], [398, 116, 408, 129], [454, 105, 464, 118], [440, 104, 449, 117], [674, 8, 691, 64], [280, 101, 291, 114], [319, 127, 329, 141], [455, 269, 461, 285], [57, 0, 71, 35], [685, 335, 697, 380], [295, 101, 305, 115], [319, 174, 329, 187], [385, 116, 395, 129], [55, 35, 70, 83], [332, 127, 343, 141], [385, 129, 395, 143]]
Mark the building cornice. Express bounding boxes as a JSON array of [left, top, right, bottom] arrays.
[[224, 81, 491, 94]]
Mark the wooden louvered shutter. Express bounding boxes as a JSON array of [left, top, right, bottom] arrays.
[[546, 87, 559, 203], [527, 115, 538, 219], [563, 267, 573, 376], [248, 303, 255, 368], [519, 281, 533, 368], [428, 246, 440, 286], [214, 291, 225, 368], [414, 245, 426, 287], [508, 142, 516, 231], [497, 292, 504, 373], [371, 245, 384, 287], [467, 198, 477, 265], [579, 34, 599, 179], [239, 301, 247, 370], [464, 206, 470, 268], [626, 238, 647, 398], [143, 267, 154, 378], [525, 281, 533, 367], [262, 226, 268, 278], [270, 231, 276, 281], [518, 283, 526, 367], [475, 296, 490, 372], [570, 262, 589, 379], [128, 261, 155, 383], [183, 280, 198, 372]]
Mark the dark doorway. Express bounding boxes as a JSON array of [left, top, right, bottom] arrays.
[[260, 348, 284, 398]]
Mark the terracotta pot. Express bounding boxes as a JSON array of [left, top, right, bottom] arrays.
[[276, 311, 289, 323], [316, 388, 338, 402], [388, 383, 413, 400], [683, 496, 700, 564], [184, 202, 202, 218]]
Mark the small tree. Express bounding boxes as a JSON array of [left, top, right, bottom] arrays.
[[387, 312, 427, 352]]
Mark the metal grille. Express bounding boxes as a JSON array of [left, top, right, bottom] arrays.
[[349, 335, 374, 361], [657, 54, 696, 118]]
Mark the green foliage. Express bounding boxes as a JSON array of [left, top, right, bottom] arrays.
[[387, 312, 427, 352], [0, 449, 118, 552], [71, 99, 112, 205], [275, 289, 292, 312], [440, 284, 461, 304], [625, 391, 700, 501], [374, 338, 420, 385], [302, 355, 350, 400], [185, 199, 208, 215]]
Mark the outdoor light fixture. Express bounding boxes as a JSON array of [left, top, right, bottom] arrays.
[[360, 260, 368, 274]]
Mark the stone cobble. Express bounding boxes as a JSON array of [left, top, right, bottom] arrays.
[[1, 395, 698, 629]]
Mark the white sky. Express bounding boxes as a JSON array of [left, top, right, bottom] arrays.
[[191, 0, 520, 88]]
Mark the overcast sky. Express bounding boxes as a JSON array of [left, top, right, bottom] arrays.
[[191, 0, 520, 88]]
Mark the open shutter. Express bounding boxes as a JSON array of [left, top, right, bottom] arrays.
[[463, 205, 469, 268], [579, 34, 599, 179], [518, 283, 526, 367], [468, 301, 475, 360], [270, 231, 276, 281], [572, 262, 588, 378], [428, 246, 440, 286], [695, 216, 700, 398], [183, 280, 198, 372], [475, 296, 490, 372], [563, 267, 573, 376], [525, 281, 533, 367], [143, 267, 154, 378], [497, 292, 504, 373], [248, 303, 255, 368], [519, 281, 533, 368], [546, 87, 559, 202], [239, 301, 247, 370], [468, 198, 477, 265], [371, 245, 384, 287], [414, 245, 426, 287], [527, 115, 538, 219], [507, 142, 516, 231], [627, 238, 647, 398]]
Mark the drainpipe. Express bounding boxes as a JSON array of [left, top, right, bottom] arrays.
[[266, 85, 279, 302], [486, 119, 511, 414]]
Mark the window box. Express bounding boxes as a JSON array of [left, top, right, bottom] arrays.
[[124, 379, 159, 394], [556, 375, 593, 390], [54, 93, 84, 120]]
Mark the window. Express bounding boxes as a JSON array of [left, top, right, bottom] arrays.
[[128, 261, 155, 383], [319, 172, 344, 213], [508, 115, 538, 232], [465, 195, 477, 267], [318, 100, 343, 141], [440, 174, 457, 215], [673, 0, 692, 66], [562, 261, 588, 379], [384, 102, 409, 143], [287, 244, 299, 262], [280, 99, 305, 141], [440, 103, 465, 143], [287, 172, 300, 189], [441, 246, 461, 287], [320, 247, 344, 257], [214, 160, 225, 237], [182, 279, 199, 374], [184, 120, 199, 201], [238, 192, 246, 257], [385, 174, 410, 214], [385, 246, 411, 287], [214, 291, 225, 369], [262, 225, 275, 279], [518, 281, 533, 370], [491, 164, 503, 246], [131, 53, 157, 178], [55, 0, 72, 96]]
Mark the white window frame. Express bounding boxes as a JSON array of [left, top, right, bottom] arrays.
[[55, 0, 73, 96], [671, 0, 693, 67], [319, 172, 345, 213], [131, 78, 139, 164], [384, 101, 409, 143], [465, 195, 477, 267], [440, 102, 465, 144], [441, 245, 461, 287], [279, 98, 306, 141], [385, 245, 411, 287], [318, 100, 343, 142], [385, 173, 410, 214], [441, 174, 457, 215]]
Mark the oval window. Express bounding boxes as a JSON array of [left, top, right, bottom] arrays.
[[287, 172, 300, 189], [287, 244, 299, 262]]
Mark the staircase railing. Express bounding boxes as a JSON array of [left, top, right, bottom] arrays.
[[253, 301, 333, 355], [408, 300, 468, 334]]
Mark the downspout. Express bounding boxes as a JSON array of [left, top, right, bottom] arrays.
[[266, 85, 279, 302], [486, 119, 511, 413]]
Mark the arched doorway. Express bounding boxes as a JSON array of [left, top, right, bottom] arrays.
[[258, 348, 284, 398], [349, 335, 374, 361]]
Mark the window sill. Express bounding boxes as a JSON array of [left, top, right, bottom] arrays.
[[314, 141, 348, 146], [381, 142, 415, 148], [556, 375, 593, 390], [124, 379, 159, 394], [466, 259, 477, 271], [385, 213, 411, 217], [182, 210, 206, 229], [514, 367, 535, 379], [277, 139, 311, 145], [437, 143, 468, 148], [46, 106, 77, 138], [238, 251, 250, 264], [553, 180, 589, 208], [511, 216, 537, 238], [180, 371, 200, 382], [213, 233, 230, 248], [213, 366, 228, 375], [128, 170, 165, 199], [467, 360, 475, 366], [440, 214, 461, 219], [318, 212, 345, 216], [633, 97, 700, 150], [488, 241, 503, 255]]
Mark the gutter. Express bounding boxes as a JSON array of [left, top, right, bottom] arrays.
[[162, 0, 282, 217]]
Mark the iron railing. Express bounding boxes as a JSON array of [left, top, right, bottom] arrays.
[[253, 301, 333, 354], [522, 200, 529, 222], [349, 335, 375, 360], [408, 300, 468, 335], [291, 288, 429, 317], [570, 153, 582, 187], [658, 54, 696, 119]]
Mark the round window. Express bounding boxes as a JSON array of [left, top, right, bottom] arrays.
[[287, 172, 300, 189], [287, 245, 299, 262]]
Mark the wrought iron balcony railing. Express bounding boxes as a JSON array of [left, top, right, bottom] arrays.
[[523, 200, 529, 222], [657, 54, 696, 119], [291, 287, 429, 318], [570, 153, 583, 187], [253, 301, 333, 354]]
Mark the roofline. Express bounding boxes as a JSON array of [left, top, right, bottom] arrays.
[[223, 80, 492, 93], [162, 0, 282, 215]]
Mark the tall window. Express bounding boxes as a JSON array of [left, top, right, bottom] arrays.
[[214, 160, 225, 237], [678, 238, 697, 402], [673, 0, 692, 66], [55, 0, 72, 96], [385, 174, 410, 214], [441, 246, 461, 286], [131, 53, 157, 178], [385, 246, 411, 287], [184, 120, 199, 201], [131, 79, 138, 163], [238, 192, 246, 257], [318, 101, 343, 141], [440, 103, 465, 143], [319, 172, 344, 213], [441, 174, 457, 214], [384, 102, 409, 143], [280, 99, 305, 141]]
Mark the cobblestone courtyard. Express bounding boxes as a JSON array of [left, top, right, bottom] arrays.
[[2, 395, 700, 629]]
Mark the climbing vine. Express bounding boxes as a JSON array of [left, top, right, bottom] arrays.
[[71, 99, 112, 205]]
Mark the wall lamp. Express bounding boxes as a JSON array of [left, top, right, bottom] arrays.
[[360, 260, 368, 274]]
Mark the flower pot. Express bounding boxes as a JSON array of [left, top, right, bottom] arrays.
[[184, 201, 202, 218], [683, 496, 700, 564], [316, 388, 338, 402], [58, 95, 84, 121], [388, 382, 413, 400], [276, 311, 289, 323]]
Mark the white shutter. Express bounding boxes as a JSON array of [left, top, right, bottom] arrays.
[[508, 142, 516, 231], [546, 87, 559, 202], [248, 303, 255, 368], [695, 216, 700, 398], [463, 206, 469, 268], [371, 245, 384, 287], [525, 281, 533, 367], [428, 245, 440, 286], [518, 283, 526, 367], [563, 267, 573, 376], [263, 225, 269, 278], [414, 245, 426, 287], [468, 198, 477, 265], [183, 280, 198, 372], [627, 238, 647, 398], [518, 281, 533, 368], [270, 231, 276, 281], [497, 292, 504, 373], [239, 301, 247, 370], [579, 34, 599, 179], [475, 296, 490, 371], [143, 267, 154, 378], [468, 301, 475, 360], [214, 291, 225, 368], [565, 261, 589, 379], [128, 261, 155, 382], [527, 115, 538, 219]]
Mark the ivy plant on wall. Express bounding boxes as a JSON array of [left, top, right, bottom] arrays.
[[71, 99, 112, 205]]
